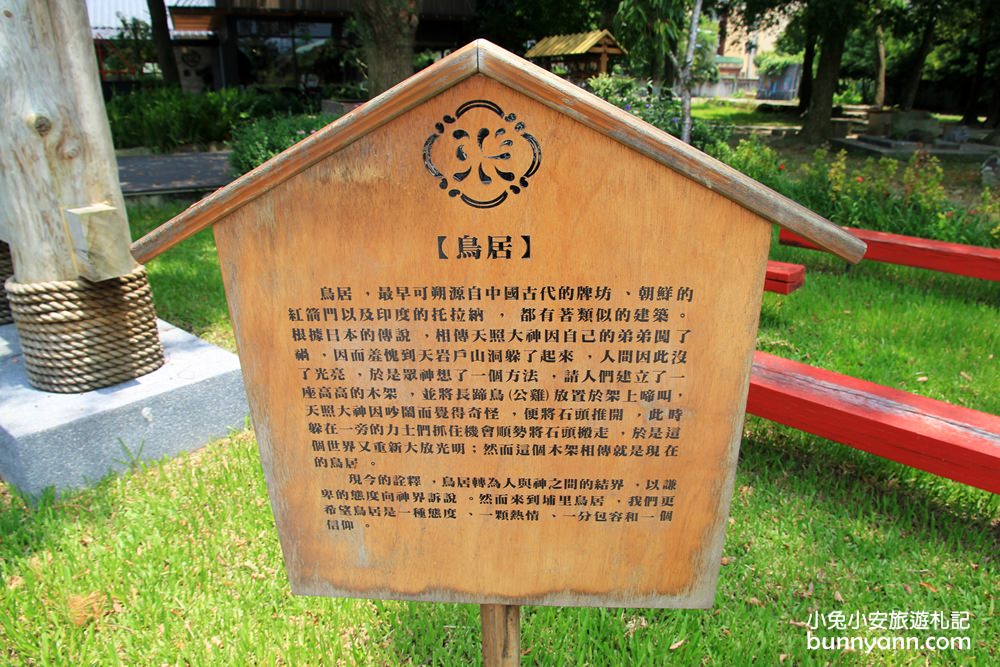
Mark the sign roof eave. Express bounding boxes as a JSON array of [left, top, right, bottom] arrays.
[[131, 39, 866, 265]]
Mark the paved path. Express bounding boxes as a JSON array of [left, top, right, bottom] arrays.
[[118, 151, 234, 196]]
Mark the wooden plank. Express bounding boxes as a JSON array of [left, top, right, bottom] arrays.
[[763, 278, 802, 295], [0, 0, 135, 282], [64, 204, 135, 281], [765, 260, 805, 284], [763, 261, 805, 294], [779, 228, 1000, 281], [481, 605, 520, 667], [131, 40, 866, 265], [213, 74, 774, 607], [763, 260, 804, 294], [747, 351, 1000, 494]]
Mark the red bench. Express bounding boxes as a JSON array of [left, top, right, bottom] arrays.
[[764, 260, 805, 294], [779, 228, 1000, 281], [747, 351, 1000, 494]]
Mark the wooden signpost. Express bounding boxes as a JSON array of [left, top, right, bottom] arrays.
[[133, 41, 864, 663], [0, 0, 135, 284], [1, 0, 163, 395]]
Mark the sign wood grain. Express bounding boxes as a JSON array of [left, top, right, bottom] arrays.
[[214, 74, 772, 608]]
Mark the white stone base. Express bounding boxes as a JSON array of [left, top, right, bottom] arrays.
[[0, 320, 249, 497]]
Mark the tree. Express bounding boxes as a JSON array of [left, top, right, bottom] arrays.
[[960, 0, 998, 124], [146, 0, 179, 85], [355, 0, 421, 98], [679, 0, 705, 143], [898, 13, 934, 110], [889, 0, 999, 118], [108, 14, 155, 76], [800, 12, 854, 141], [740, 0, 866, 141], [798, 14, 817, 114], [615, 0, 689, 87], [987, 71, 1000, 128], [775, 6, 818, 114], [873, 20, 886, 108]]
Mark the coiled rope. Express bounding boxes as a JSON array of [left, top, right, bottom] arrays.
[[0, 242, 12, 325], [5, 265, 164, 393]]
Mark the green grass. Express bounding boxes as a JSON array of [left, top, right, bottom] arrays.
[[692, 100, 801, 127], [764, 240, 1000, 410], [931, 114, 964, 124], [0, 203, 996, 664], [128, 200, 236, 351]]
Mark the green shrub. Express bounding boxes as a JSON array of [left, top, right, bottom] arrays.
[[708, 139, 787, 189], [712, 138, 1000, 247], [228, 113, 340, 176], [106, 87, 318, 152], [753, 51, 803, 78], [587, 73, 731, 151], [832, 80, 865, 106]]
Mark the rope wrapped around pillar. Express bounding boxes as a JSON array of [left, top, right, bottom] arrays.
[[0, 242, 12, 325], [4, 265, 164, 393]]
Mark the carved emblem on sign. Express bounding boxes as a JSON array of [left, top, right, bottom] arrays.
[[423, 100, 542, 209]]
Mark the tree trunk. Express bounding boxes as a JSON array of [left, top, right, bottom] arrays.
[[356, 0, 421, 98], [961, 44, 988, 125], [899, 17, 935, 111], [146, 0, 179, 85], [797, 17, 817, 115], [680, 0, 704, 144], [800, 20, 849, 143], [0, 0, 135, 282], [986, 66, 1000, 129], [663, 49, 679, 91], [961, 3, 993, 125], [717, 9, 728, 56], [873, 22, 886, 109]]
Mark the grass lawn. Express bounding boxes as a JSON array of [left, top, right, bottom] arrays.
[[691, 99, 801, 127], [0, 201, 996, 665]]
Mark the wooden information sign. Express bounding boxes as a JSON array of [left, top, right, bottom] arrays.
[[134, 42, 863, 611]]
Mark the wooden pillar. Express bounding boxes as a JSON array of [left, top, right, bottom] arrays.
[[481, 604, 520, 667], [0, 0, 135, 283]]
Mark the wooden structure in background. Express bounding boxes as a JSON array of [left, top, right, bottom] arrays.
[[525, 30, 625, 80], [133, 39, 861, 662], [780, 228, 1000, 282], [748, 352, 1000, 494]]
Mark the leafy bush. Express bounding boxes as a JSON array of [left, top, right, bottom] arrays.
[[106, 87, 319, 152], [228, 113, 340, 176], [708, 138, 787, 189], [587, 73, 731, 151], [321, 81, 367, 101], [711, 138, 1000, 247], [832, 80, 865, 106], [753, 51, 803, 78]]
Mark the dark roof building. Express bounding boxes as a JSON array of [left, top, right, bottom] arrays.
[[168, 0, 476, 91]]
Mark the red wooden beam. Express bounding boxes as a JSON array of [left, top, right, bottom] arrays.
[[747, 351, 1000, 494], [764, 260, 805, 294], [779, 228, 1000, 281]]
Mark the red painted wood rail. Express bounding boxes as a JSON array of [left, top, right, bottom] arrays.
[[764, 260, 805, 294], [779, 228, 1000, 281], [748, 351, 1000, 494]]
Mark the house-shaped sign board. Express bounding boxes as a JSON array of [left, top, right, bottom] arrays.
[[134, 41, 864, 609]]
